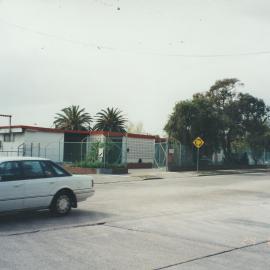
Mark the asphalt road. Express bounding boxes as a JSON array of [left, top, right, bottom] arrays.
[[1, 172, 270, 269]]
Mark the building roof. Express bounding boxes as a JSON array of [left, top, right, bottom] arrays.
[[0, 125, 159, 140]]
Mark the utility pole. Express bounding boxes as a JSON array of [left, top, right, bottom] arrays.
[[0, 114, 12, 141], [166, 137, 169, 172]]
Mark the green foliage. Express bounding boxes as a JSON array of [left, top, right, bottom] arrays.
[[93, 107, 127, 133], [75, 160, 104, 168], [165, 78, 270, 164], [54, 105, 92, 130], [264, 129, 270, 151], [86, 141, 105, 163], [231, 138, 248, 153], [165, 96, 220, 157], [246, 133, 265, 165], [75, 140, 123, 168], [237, 93, 270, 164], [74, 160, 125, 169]]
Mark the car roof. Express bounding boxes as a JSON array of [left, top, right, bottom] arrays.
[[0, 157, 50, 163]]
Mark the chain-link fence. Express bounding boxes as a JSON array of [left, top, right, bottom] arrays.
[[0, 151, 23, 157], [1, 138, 270, 170], [154, 142, 167, 168], [154, 140, 270, 170], [63, 140, 126, 167], [7, 139, 127, 168]]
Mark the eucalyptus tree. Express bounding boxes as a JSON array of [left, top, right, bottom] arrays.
[[165, 78, 270, 164]]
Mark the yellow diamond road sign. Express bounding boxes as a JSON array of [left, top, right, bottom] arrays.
[[193, 137, 205, 149]]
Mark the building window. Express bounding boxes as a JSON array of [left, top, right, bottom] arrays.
[[3, 134, 15, 142]]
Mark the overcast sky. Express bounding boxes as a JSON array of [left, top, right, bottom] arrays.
[[0, 0, 270, 135]]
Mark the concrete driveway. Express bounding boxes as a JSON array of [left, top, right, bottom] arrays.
[[1, 172, 270, 269]]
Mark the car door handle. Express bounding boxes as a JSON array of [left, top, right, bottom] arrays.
[[49, 182, 55, 185]]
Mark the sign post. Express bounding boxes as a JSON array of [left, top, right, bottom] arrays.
[[193, 137, 205, 173]]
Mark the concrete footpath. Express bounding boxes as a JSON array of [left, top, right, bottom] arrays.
[[93, 168, 270, 185]]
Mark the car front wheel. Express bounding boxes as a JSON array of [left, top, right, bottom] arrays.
[[51, 193, 72, 216]]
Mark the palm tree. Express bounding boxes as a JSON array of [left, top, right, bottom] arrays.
[[93, 107, 127, 133], [54, 105, 92, 130]]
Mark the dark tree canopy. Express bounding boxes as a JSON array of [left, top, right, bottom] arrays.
[[165, 96, 220, 156], [54, 105, 92, 131], [93, 107, 127, 133], [165, 78, 270, 164]]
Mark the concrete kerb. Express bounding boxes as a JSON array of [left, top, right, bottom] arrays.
[[197, 168, 270, 177], [92, 168, 270, 184], [92, 169, 197, 184]]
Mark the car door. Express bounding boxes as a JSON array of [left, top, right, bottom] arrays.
[[22, 160, 57, 209], [0, 161, 25, 212]]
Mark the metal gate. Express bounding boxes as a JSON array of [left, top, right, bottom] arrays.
[[154, 140, 194, 170], [154, 142, 168, 168]]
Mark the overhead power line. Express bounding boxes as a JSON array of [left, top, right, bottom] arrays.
[[1, 17, 270, 58]]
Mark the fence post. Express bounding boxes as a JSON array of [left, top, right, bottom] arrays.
[[23, 143, 26, 156], [59, 141, 61, 162], [179, 143, 182, 167], [38, 143, 40, 157], [166, 139, 169, 172], [158, 143, 161, 167], [103, 137, 106, 168], [80, 142, 83, 164], [30, 143, 33, 157], [125, 134, 128, 168]]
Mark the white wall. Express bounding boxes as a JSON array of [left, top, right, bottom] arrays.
[[125, 137, 155, 163], [88, 135, 105, 143], [0, 129, 156, 164], [24, 131, 64, 162], [0, 128, 26, 157], [89, 134, 155, 164]]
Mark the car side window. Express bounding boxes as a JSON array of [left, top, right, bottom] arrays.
[[0, 162, 23, 181], [49, 162, 70, 177], [40, 161, 56, 178], [22, 161, 45, 179]]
